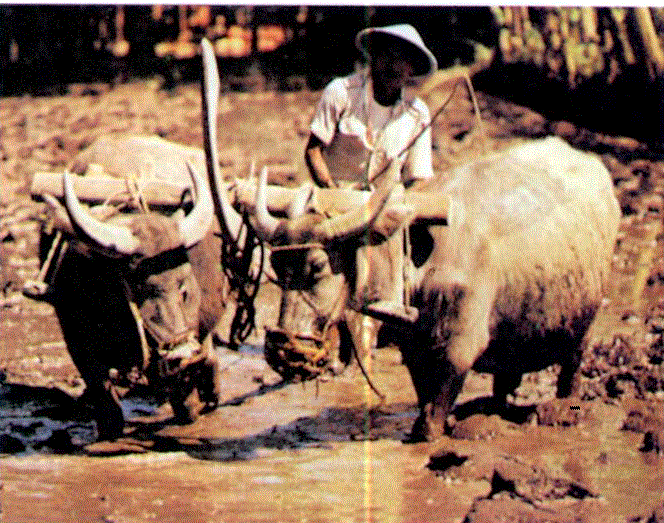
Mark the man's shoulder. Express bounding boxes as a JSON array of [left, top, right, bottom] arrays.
[[344, 70, 368, 90], [325, 71, 365, 92], [321, 71, 365, 108]]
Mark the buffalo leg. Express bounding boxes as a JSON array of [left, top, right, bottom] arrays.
[[62, 338, 125, 440], [86, 380, 124, 440], [403, 350, 466, 442], [196, 336, 222, 411], [169, 378, 202, 423], [556, 342, 583, 398], [492, 371, 522, 408]]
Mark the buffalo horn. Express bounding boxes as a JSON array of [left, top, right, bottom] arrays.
[[177, 159, 214, 247], [253, 166, 282, 242], [309, 162, 401, 242], [63, 171, 140, 255], [287, 182, 315, 219], [200, 37, 244, 243]]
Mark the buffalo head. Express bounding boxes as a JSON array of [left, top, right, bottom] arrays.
[[231, 165, 413, 379], [62, 159, 213, 368]]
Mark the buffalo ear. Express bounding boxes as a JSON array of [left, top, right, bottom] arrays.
[[370, 203, 414, 240]]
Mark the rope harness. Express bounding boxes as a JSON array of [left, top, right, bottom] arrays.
[[220, 214, 263, 348]]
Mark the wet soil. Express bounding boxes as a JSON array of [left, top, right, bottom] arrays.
[[0, 78, 663, 522]]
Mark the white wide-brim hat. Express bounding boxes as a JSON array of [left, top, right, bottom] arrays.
[[356, 24, 438, 81]]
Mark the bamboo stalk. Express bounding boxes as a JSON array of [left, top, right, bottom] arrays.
[[520, 6, 531, 33], [490, 6, 505, 26], [611, 8, 637, 65], [581, 7, 600, 43], [564, 39, 578, 86], [634, 7, 664, 76], [559, 7, 570, 40], [512, 6, 523, 39]]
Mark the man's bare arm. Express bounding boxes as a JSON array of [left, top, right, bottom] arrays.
[[305, 134, 337, 188]]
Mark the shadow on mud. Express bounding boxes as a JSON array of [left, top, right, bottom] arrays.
[[164, 400, 423, 462], [132, 392, 537, 463], [452, 397, 537, 426], [1, 377, 534, 460], [0, 381, 165, 455]]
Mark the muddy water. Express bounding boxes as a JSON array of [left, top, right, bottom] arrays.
[[1, 343, 663, 522]]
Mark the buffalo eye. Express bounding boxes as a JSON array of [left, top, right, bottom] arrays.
[[146, 301, 161, 324]]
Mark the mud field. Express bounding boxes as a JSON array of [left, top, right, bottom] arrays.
[[1, 76, 663, 523]]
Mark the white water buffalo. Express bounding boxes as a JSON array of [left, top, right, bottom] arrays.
[[29, 133, 251, 440], [216, 135, 620, 442]]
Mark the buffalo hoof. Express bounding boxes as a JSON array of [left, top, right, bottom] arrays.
[[89, 385, 125, 441], [170, 385, 204, 423], [404, 408, 446, 443], [404, 416, 433, 443], [328, 358, 347, 376], [196, 357, 222, 411]]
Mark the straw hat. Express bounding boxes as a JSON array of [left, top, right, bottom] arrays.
[[356, 24, 438, 80]]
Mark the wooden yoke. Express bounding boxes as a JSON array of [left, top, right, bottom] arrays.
[[30, 171, 449, 225]]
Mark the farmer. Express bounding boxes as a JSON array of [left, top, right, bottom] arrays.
[[305, 23, 437, 190], [305, 24, 439, 325]]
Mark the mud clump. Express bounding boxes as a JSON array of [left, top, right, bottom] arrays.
[[428, 449, 597, 501], [622, 400, 664, 454], [463, 496, 608, 523], [456, 453, 604, 523], [449, 413, 517, 440], [488, 456, 597, 501], [629, 504, 664, 523], [579, 333, 664, 401], [536, 398, 595, 427]]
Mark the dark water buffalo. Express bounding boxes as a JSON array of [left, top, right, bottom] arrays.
[[31, 136, 245, 440], [218, 136, 620, 442]]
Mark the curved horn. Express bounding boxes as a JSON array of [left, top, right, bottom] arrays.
[[310, 163, 400, 243], [200, 38, 243, 241], [253, 166, 282, 242], [63, 171, 140, 255], [287, 182, 314, 219], [177, 159, 214, 247]]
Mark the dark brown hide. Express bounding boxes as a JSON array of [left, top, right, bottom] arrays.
[[39, 138, 225, 440]]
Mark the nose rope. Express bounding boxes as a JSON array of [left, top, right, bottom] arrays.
[[267, 282, 384, 402], [143, 317, 197, 352], [128, 298, 198, 364], [128, 300, 151, 370]]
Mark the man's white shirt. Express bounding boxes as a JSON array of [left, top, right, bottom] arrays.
[[310, 70, 434, 185]]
